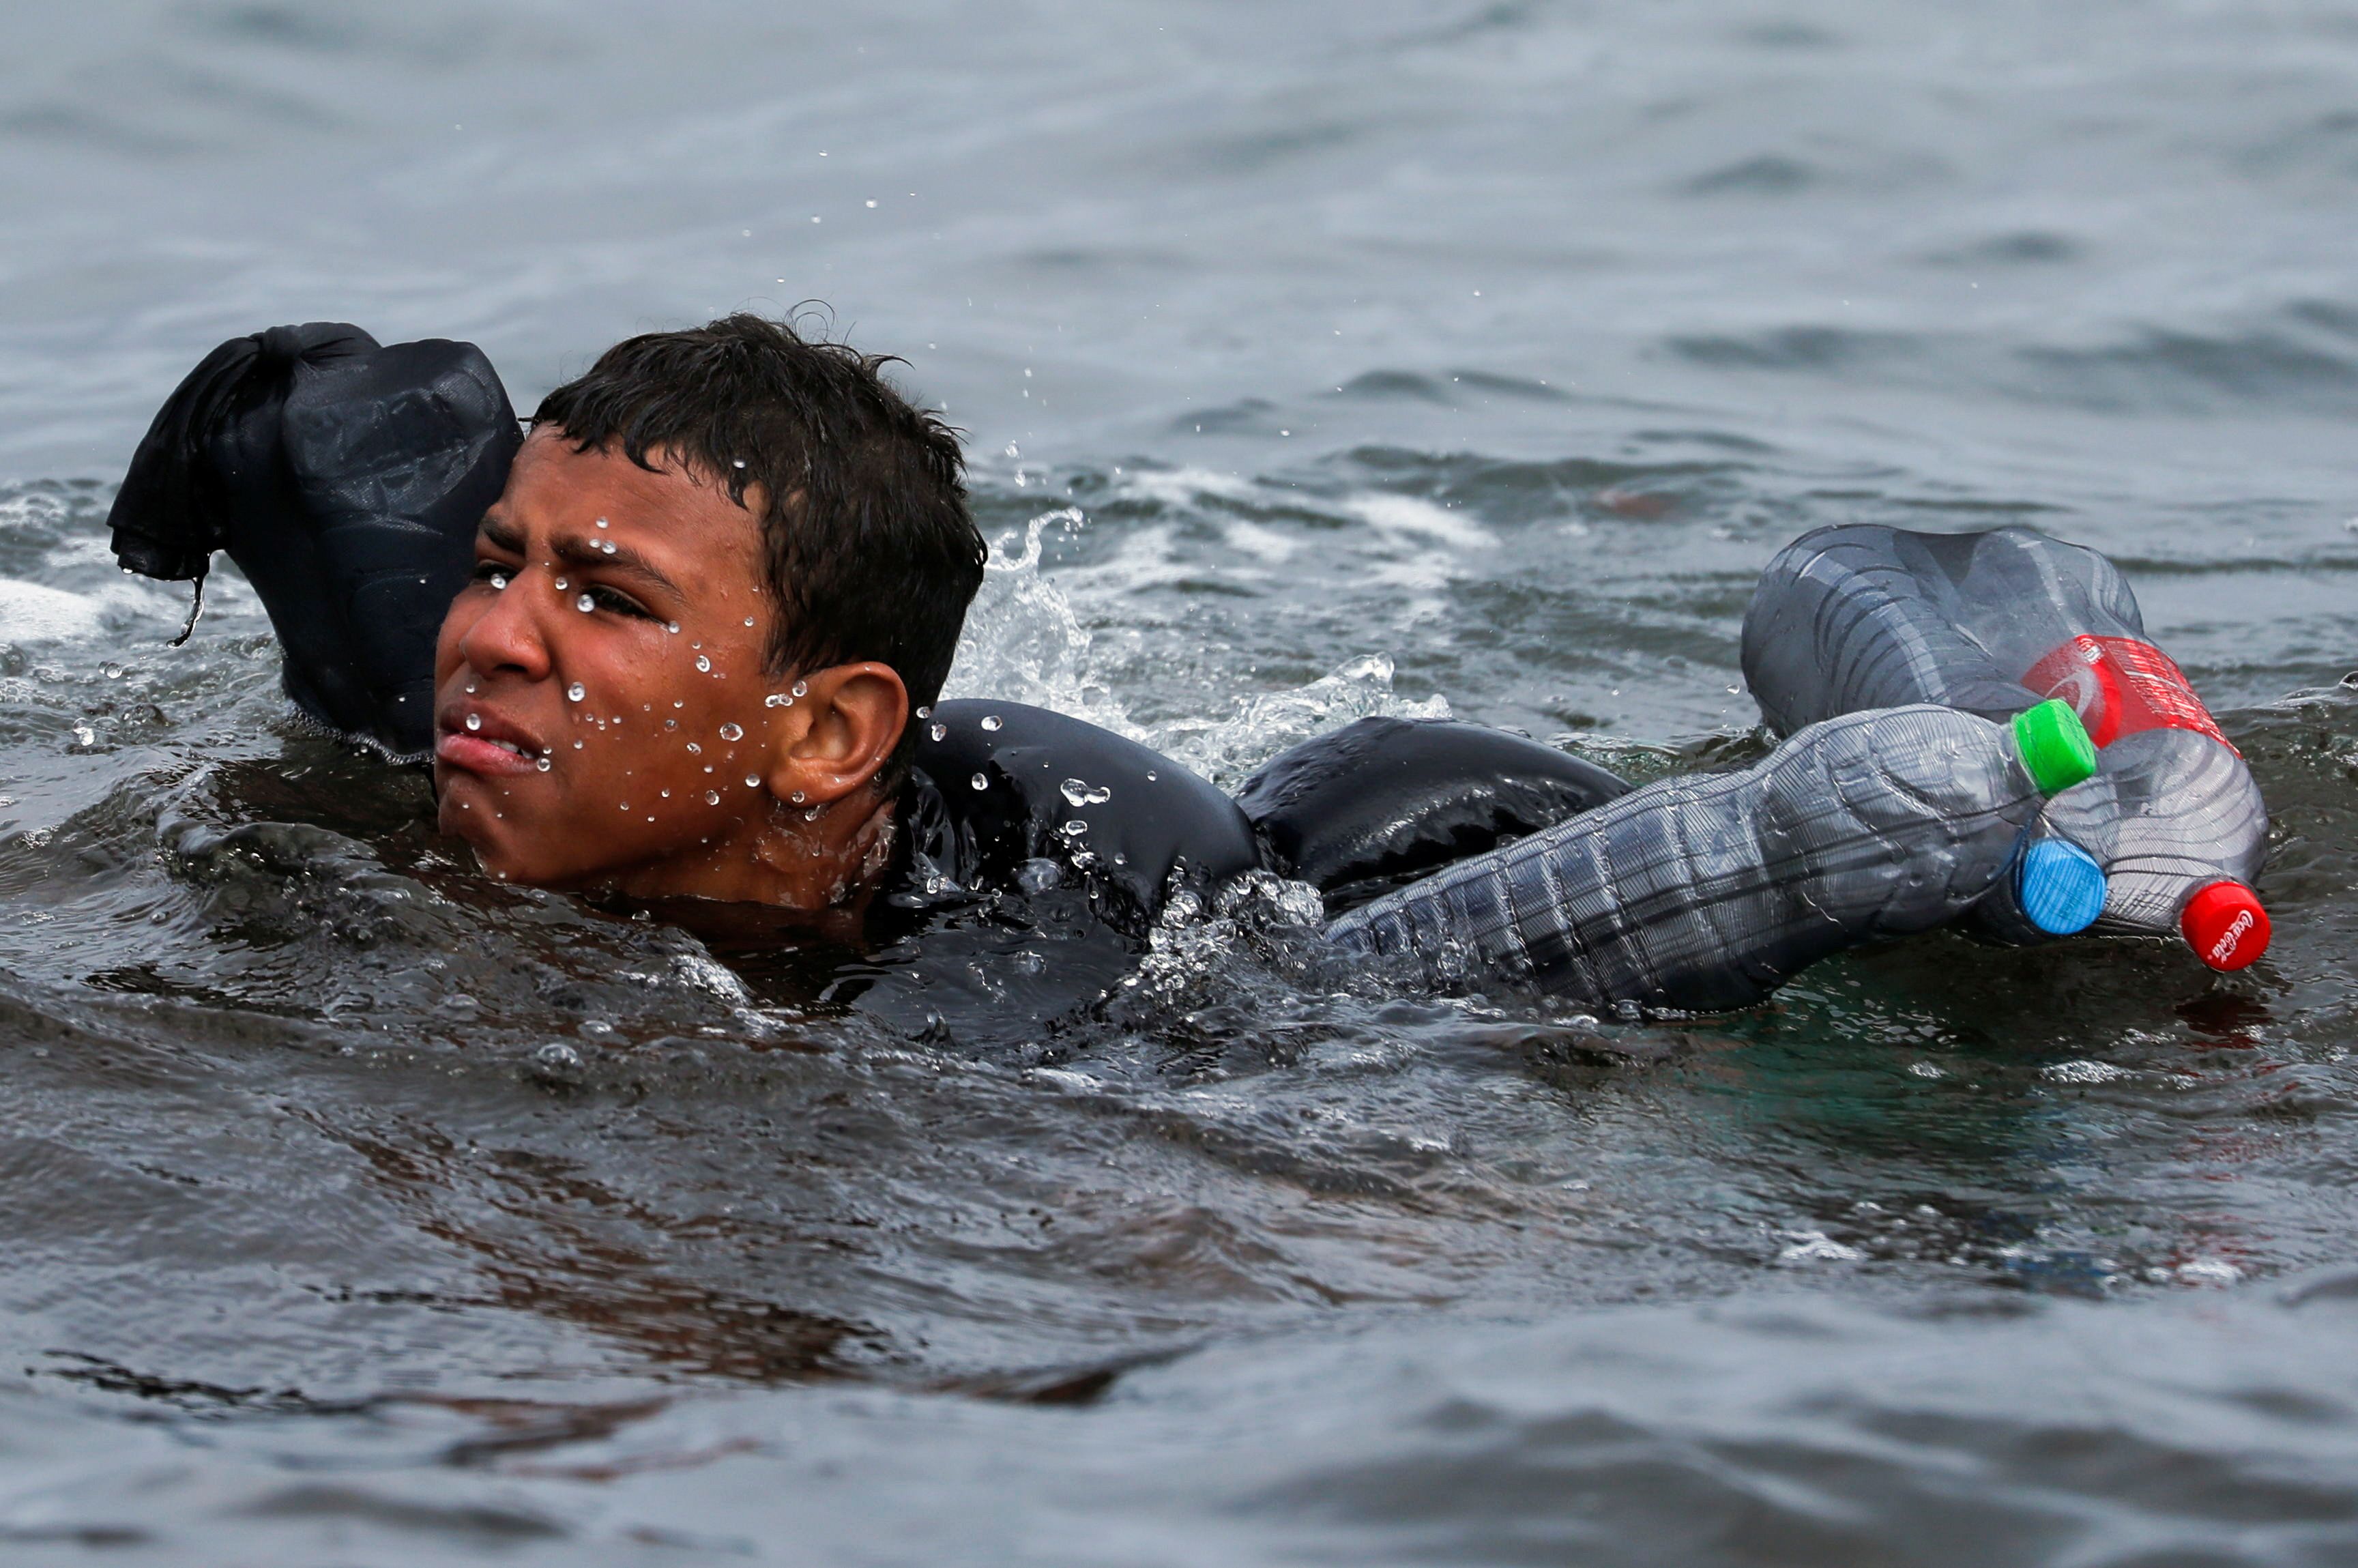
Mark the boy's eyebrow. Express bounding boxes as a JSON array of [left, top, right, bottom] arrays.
[[479, 512, 525, 553], [547, 532, 684, 599], [476, 512, 685, 600]]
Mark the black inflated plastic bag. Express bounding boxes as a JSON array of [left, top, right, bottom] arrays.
[[107, 321, 521, 759]]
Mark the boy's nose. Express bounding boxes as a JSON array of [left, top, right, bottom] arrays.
[[458, 568, 555, 681]]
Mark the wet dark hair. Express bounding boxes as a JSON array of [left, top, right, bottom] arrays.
[[532, 313, 982, 792]]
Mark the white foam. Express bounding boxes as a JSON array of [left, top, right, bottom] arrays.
[[1775, 1230, 1865, 1265], [1117, 465, 1260, 508], [942, 507, 1452, 788], [2040, 1059, 2131, 1084], [0, 493, 68, 533], [1222, 519, 1298, 563], [1343, 491, 1496, 550], [0, 579, 101, 642]]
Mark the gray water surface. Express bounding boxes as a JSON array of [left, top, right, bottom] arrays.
[[5, 2, 2358, 1562]]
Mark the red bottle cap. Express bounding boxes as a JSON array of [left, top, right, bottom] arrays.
[[2181, 882, 2269, 971]]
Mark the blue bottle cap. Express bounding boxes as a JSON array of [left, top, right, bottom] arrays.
[[2017, 838, 2108, 935]]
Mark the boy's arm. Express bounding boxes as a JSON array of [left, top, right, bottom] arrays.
[[108, 323, 521, 761]]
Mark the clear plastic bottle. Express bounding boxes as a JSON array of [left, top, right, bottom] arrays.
[[1326, 702, 2097, 1012], [1740, 524, 2269, 970]]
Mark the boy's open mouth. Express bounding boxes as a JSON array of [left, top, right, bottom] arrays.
[[435, 705, 548, 777]]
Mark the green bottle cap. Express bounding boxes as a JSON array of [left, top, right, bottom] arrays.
[[2012, 698, 2098, 795]]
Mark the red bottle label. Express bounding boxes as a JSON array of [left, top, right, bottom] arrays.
[[2021, 635, 2234, 753]]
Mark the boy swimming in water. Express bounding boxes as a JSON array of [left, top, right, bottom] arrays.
[[109, 314, 1620, 948], [431, 319, 980, 912], [106, 313, 2095, 1015]]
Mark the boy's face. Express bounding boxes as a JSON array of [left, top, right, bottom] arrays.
[[432, 427, 796, 892]]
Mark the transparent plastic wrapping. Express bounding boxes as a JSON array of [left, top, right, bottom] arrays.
[[1740, 524, 2269, 969]]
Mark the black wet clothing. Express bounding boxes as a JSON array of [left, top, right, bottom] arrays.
[[905, 698, 1627, 925], [108, 322, 520, 759], [109, 325, 1626, 998]]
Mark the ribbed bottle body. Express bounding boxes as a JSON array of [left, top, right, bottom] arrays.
[[1327, 706, 2048, 1011]]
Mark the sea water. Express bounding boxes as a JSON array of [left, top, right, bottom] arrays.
[[5, 2, 2358, 1561]]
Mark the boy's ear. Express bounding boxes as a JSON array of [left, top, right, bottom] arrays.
[[766, 662, 908, 804]]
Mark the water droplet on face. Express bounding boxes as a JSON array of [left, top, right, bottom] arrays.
[[696, 656, 712, 673], [464, 714, 482, 731], [536, 757, 551, 771], [660, 789, 670, 798], [464, 683, 478, 695], [705, 789, 720, 804], [719, 723, 744, 742], [733, 459, 748, 469], [595, 517, 609, 529], [766, 693, 788, 707], [929, 723, 947, 741], [789, 790, 806, 804], [971, 772, 988, 790], [567, 682, 585, 701], [489, 573, 508, 590], [576, 593, 596, 612], [980, 714, 1002, 731], [743, 618, 755, 628], [744, 774, 760, 788], [791, 680, 809, 698], [665, 622, 680, 634], [600, 540, 617, 554], [687, 742, 702, 754], [915, 705, 932, 719], [665, 718, 678, 730], [553, 577, 568, 591]]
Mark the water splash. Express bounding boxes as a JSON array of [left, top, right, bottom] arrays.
[[1159, 654, 1450, 791], [942, 506, 1450, 787], [941, 508, 1135, 736]]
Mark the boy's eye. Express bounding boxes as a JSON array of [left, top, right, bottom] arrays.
[[585, 583, 652, 619]]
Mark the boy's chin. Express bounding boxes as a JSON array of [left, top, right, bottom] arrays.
[[437, 805, 548, 886]]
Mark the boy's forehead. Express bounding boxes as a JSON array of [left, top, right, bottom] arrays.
[[501, 429, 765, 555]]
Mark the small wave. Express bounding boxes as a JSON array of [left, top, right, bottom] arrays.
[[1920, 229, 2083, 267], [1333, 369, 1570, 406], [1667, 325, 1919, 371], [1665, 313, 2358, 416], [2018, 326, 2358, 415], [0, 579, 100, 643], [1341, 492, 1495, 551], [1682, 152, 1822, 197]]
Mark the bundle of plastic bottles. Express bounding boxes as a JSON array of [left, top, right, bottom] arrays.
[[1338, 522, 2267, 1011], [1741, 524, 2269, 971]]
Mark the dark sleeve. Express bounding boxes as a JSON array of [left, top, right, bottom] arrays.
[[909, 699, 1264, 935], [1234, 716, 1631, 912], [106, 322, 521, 759]]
